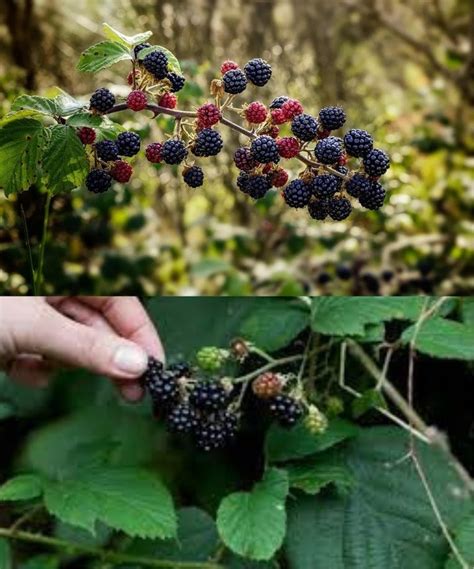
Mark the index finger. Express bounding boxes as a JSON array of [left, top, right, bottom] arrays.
[[78, 297, 165, 363]]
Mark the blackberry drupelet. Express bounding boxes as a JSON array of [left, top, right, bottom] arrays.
[[308, 198, 329, 220], [167, 72, 186, 92], [161, 139, 188, 164], [86, 169, 112, 194], [328, 196, 352, 221], [311, 174, 339, 198], [116, 131, 141, 156], [193, 128, 223, 157], [96, 140, 119, 162], [343, 128, 373, 158], [222, 69, 247, 94], [143, 50, 168, 79], [318, 106, 346, 130], [190, 381, 228, 412], [183, 165, 204, 188], [363, 148, 390, 176], [89, 88, 115, 113], [268, 394, 303, 428], [346, 173, 371, 198], [358, 182, 386, 210], [250, 135, 280, 163], [315, 136, 344, 164], [291, 114, 318, 141], [283, 179, 311, 208], [244, 58, 272, 86]]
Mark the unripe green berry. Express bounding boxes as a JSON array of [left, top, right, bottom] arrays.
[[326, 396, 344, 417], [196, 346, 228, 372], [304, 404, 328, 434]]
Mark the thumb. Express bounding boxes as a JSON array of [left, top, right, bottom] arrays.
[[18, 303, 149, 380]]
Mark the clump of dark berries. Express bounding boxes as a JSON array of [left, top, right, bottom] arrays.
[[183, 165, 204, 188], [283, 179, 311, 208], [363, 148, 390, 176], [116, 131, 141, 157], [190, 381, 228, 412], [318, 106, 346, 130], [161, 139, 188, 164], [269, 96, 289, 109], [358, 182, 386, 210], [268, 395, 303, 428], [343, 129, 373, 158], [345, 173, 371, 198], [167, 72, 186, 92], [90, 88, 115, 113], [142, 357, 180, 407], [311, 174, 339, 198], [96, 140, 119, 162], [167, 404, 198, 434], [143, 50, 168, 79], [134, 42, 151, 58], [291, 114, 318, 141], [308, 198, 329, 220], [250, 135, 280, 163], [245, 175, 272, 199], [328, 196, 352, 220], [244, 58, 272, 86], [315, 136, 344, 165], [223, 69, 247, 94], [86, 169, 112, 194], [193, 128, 223, 157], [234, 147, 257, 171]]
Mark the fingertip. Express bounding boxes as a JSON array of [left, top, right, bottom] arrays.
[[120, 383, 145, 403]]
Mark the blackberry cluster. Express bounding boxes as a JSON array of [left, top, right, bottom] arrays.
[[223, 69, 247, 94], [143, 50, 168, 79], [117, 131, 141, 157], [250, 135, 280, 163], [283, 179, 311, 208], [167, 71, 186, 92], [183, 165, 204, 188], [291, 114, 318, 141], [268, 395, 304, 428], [89, 88, 115, 113], [244, 58, 272, 86], [85, 169, 112, 193], [161, 139, 188, 164], [192, 128, 223, 157]]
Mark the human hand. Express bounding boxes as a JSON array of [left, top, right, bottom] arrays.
[[0, 297, 164, 402]]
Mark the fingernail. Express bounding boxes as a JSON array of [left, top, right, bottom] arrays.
[[113, 345, 147, 375]]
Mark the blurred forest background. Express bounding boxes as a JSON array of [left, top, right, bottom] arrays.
[[0, 0, 473, 296]]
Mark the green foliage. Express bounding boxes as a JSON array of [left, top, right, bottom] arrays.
[[217, 469, 289, 561], [102, 23, 153, 49], [0, 474, 43, 502], [445, 515, 474, 569], [137, 45, 182, 74], [77, 41, 132, 73], [0, 539, 12, 569], [351, 388, 387, 418]]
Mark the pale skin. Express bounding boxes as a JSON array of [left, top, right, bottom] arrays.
[[0, 297, 164, 402]]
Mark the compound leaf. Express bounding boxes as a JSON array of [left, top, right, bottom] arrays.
[[77, 41, 131, 73], [217, 468, 289, 561], [0, 118, 47, 196]]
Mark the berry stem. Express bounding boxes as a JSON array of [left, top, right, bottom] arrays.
[[233, 354, 303, 384], [0, 527, 222, 569], [105, 104, 347, 178], [34, 191, 53, 295]]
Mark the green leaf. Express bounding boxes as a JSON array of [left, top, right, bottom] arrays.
[[12, 95, 62, 116], [66, 112, 102, 128], [311, 297, 430, 336], [126, 508, 219, 562], [0, 474, 43, 502], [461, 299, 474, 327], [102, 23, 153, 48], [51, 89, 85, 116], [217, 468, 289, 561], [351, 389, 387, 418], [20, 554, 60, 569], [266, 419, 358, 463], [285, 427, 473, 569], [138, 45, 182, 74], [286, 448, 353, 495], [401, 318, 474, 360], [0, 118, 47, 196], [42, 125, 89, 193], [77, 41, 131, 73], [0, 538, 12, 569], [240, 299, 310, 352], [445, 515, 474, 569], [0, 109, 43, 126], [44, 467, 177, 539]]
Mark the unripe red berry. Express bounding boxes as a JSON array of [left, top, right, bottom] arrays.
[[264, 125, 280, 139], [145, 142, 163, 163], [317, 128, 331, 139], [281, 99, 304, 120], [271, 109, 287, 125], [77, 127, 96, 145], [262, 163, 273, 174], [159, 92, 177, 109], [244, 101, 268, 124], [197, 103, 221, 128], [220, 60, 239, 74], [127, 90, 148, 111], [234, 147, 257, 171], [127, 69, 140, 86], [270, 167, 289, 187], [276, 136, 300, 159], [338, 153, 348, 166], [110, 160, 133, 183], [252, 372, 282, 399]]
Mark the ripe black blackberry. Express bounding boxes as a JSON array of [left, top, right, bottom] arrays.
[[134, 42, 151, 58], [167, 72, 186, 92], [219, 410, 239, 442], [283, 179, 311, 208], [318, 106, 346, 130], [89, 88, 115, 113], [193, 128, 223, 157], [345, 173, 371, 198], [358, 182, 386, 210], [291, 114, 318, 142], [237, 171, 250, 194], [315, 136, 344, 165], [250, 135, 280, 163], [311, 174, 339, 198], [234, 147, 257, 171], [268, 394, 303, 428], [168, 362, 192, 378], [245, 175, 271, 199], [336, 264, 352, 280], [363, 149, 390, 176], [145, 367, 180, 407], [161, 139, 188, 164], [86, 169, 112, 193], [183, 165, 204, 188], [194, 420, 226, 451], [95, 140, 119, 162], [344, 129, 373, 158], [269, 96, 289, 109], [190, 381, 228, 412], [244, 58, 272, 86], [167, 404, 198, 434], [222, 69, 247, 94], [328, 196, 352, 221], [308, 198, 329, 220], [116, 131, 141, 157], [143, 50, 169, 79]]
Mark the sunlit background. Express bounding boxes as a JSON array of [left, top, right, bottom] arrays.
[[0, 0, 473, 295]]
